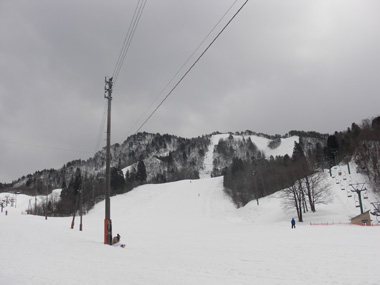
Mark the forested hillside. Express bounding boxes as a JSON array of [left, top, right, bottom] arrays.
[[2, 117, 379, 216], [223, 117, 380, 223]]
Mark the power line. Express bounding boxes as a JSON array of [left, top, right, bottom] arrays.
[[94, 101, 108, 153], [94, 0, 147, 154], [113, 0, 147, 86], [122, 0, 240, 140], [134, 0, 249, 134]]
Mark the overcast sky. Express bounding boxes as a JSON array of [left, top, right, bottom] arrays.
[[1, 0, 379, 183]]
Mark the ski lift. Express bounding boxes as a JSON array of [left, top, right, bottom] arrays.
[[341, 186, 345, 191], [363, 189, 368, 199], [354, 196, 360, 207], [347, 191, 352, 198], [371, 202, 380, 222], [336, 180, 340, 184]]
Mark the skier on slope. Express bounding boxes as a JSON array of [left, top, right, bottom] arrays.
[[291, 218, 296, 229]]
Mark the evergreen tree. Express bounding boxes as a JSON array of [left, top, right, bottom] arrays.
[[136, 160, 147, 182], [110, 167, 125, 195], [58, 168, 81, 215]]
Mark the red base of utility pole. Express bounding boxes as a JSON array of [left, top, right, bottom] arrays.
[[104, 219, 112, 244]]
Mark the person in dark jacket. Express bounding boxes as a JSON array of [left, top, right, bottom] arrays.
[[291, 218, 296, 229]]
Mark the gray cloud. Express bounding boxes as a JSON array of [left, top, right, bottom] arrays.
[[1, 0, 380, 182]]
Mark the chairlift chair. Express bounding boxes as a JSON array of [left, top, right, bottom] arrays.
[[354, 197, 360, 207], [371, 202, 380, 221], [347, 191, 352, 198]]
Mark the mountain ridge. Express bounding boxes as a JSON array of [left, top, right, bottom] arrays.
[[5, 130, 327, 194]]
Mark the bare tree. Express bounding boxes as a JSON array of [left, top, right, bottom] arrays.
[[282, 170, 331, 222], [307, 171, 332, 211], [282, 182, 304, 222], [281, 164, 306, 222]]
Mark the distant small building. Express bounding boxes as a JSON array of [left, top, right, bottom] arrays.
[[351, 210, 371, 225]]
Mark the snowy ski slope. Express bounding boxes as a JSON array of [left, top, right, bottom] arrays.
[[1, 166, 379, 284]]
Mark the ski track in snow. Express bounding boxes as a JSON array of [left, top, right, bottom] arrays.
[[1, 162, 380, 284]]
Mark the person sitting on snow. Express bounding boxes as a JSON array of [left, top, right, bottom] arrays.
[[112, 234, 121, 245]]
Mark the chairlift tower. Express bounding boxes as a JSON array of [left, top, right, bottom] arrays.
[[331, 150, 339, 166], [371, 202, 380, 223], [104, 77, 113, 245], [350, 183, 367, 214]]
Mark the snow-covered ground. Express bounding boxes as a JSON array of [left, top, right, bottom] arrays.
[[1, 163, 379, 285]]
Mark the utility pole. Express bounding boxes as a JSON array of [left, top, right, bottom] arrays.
[[79, 188, 83, 231], [104, 77, 113, 245], [350, 183, 367, 214], [45, 184, 48, 220], [28, 199, 32, 214], [71, 194, 79, 229], [80, 174, 86, 231], [252, 171, 259, 205]]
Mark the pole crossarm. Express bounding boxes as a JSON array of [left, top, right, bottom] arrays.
[[104, 77, 113, 99], [349, 183, 367, 193]]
